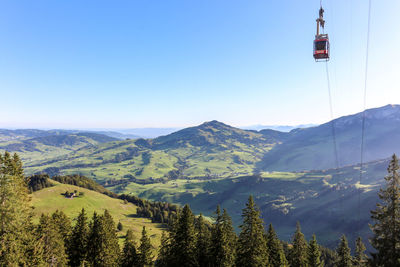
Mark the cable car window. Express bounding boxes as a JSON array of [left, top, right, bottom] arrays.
[[315, 41, 327, 50]]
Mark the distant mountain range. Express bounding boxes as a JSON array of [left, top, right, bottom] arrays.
[[0, 129, 136, 142], [0, 130, 119, 164], [241, 124, 318, 132], [73, 128, 182, 139], [112, 128, 181, 138], [15, 120, 279, 180], [2, 104, 400, 176], [1, 124, 317, 140], [0, 128, 175, 141]]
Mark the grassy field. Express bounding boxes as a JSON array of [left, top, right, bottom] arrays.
[[31, 181, 166, 249]]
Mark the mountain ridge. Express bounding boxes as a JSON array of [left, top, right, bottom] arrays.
[[2, 104, 400, 180], [259, 104, 400, 171]]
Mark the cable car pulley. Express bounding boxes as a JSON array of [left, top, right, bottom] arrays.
[[313, 5, 330, 61]]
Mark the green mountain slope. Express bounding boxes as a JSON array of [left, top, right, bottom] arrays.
[[0, 128, 138, 141], [22, 121, 285, 181], [31, 180, 165, 247], [0, 129, 52, 141], [0, 132, 119, 165], [13, 104, 400, 181]]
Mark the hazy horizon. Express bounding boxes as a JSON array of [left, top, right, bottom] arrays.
[[0, 103, 394, 130], [0, 122, 317, 131]]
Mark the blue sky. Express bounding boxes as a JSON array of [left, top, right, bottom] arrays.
[[0, 0, 399, 128]]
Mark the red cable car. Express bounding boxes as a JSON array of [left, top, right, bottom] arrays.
[[313, 7, 330, 61], [314, 34, 330, 61]]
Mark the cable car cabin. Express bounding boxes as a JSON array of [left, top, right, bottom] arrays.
[[313, 34, 329, 61]]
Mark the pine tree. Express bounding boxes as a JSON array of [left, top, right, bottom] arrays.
[[87, 210, 120, 267], [102, 210, 120, 266], [0, 152, 39, 265], [121, 229, 139, 267], [336, 235, 352, 267], [138, 226, 153, 267], [354, 237, 367, 267], [370, 154, 400, 266], [266, 224, 288, 267], [236, 196, 269, 267], [308, 234, 322, 267], [155, 231, 171, 267], [26, 237, 45, 267], [87, 212, 101, 265], [220, 209, 237, 266], [195, 214, 211, 267], [51, 210, 71, 244], [288, 222, 308, 267], [319, 245, 338, 267], [68, 208, 89, 267], [210, 207, 237, 267], [168, 204, 197, 266], [210, 205, 223, 267], [36, 214, 68, 266]]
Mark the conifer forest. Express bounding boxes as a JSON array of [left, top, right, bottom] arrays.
[[1, 150, 400, 266]]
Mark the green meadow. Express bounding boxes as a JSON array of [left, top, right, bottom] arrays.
[[31, 180, 166, 249]]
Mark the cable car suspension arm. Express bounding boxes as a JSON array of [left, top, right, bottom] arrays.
[[316, 6, 325, 36]]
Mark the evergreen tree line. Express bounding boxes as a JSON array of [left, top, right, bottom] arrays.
[[36, 208, 155, 267], [27, 206, 155, 266], [26, 173, 116, 196], [27, 173, 54, 192], [0, 151, 150, 266], [119, 194, 181, 225], [51, 174, 119, 198], [154, 198, 367, 267], [3, 151, 400, 266]]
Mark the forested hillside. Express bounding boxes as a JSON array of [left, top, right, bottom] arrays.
[[3, 151, 400, 266]]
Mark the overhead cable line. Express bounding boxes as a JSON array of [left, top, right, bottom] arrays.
[[358, 0, 372, 233], [325, 62, 340, 169]]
